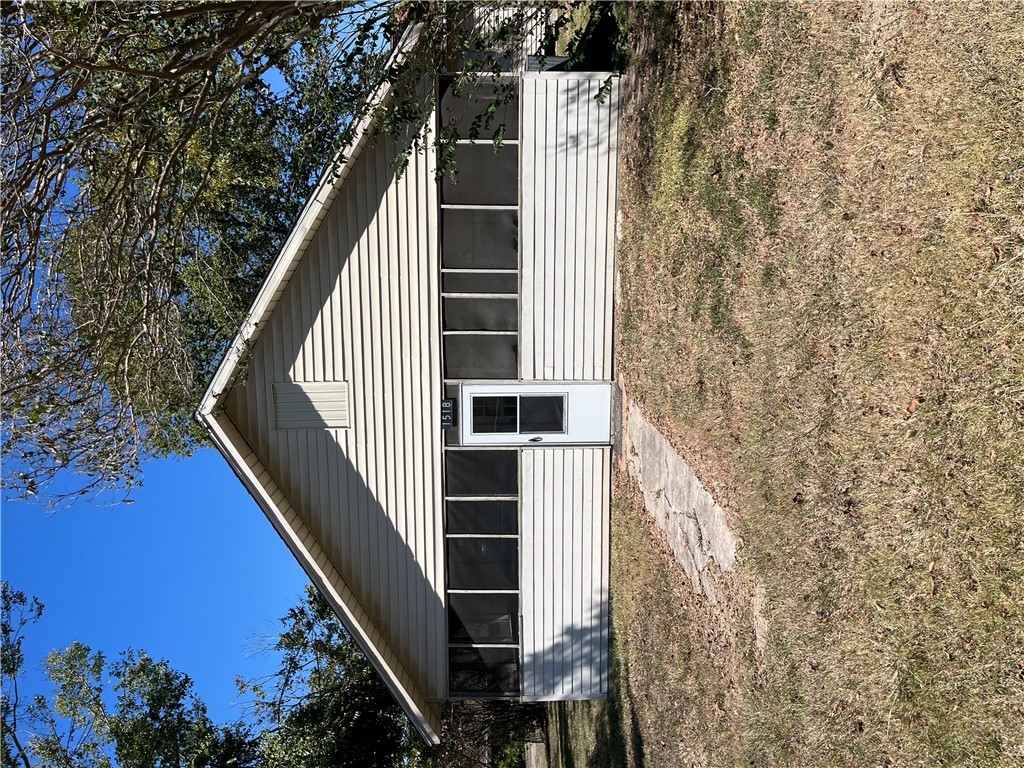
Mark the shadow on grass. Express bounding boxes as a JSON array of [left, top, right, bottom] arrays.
[[549, 641, 646, 768]]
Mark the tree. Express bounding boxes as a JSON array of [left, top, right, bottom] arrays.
[[2, 0, 548, 506], [246, 585, 416, 768], [1, 581, 262, 768]]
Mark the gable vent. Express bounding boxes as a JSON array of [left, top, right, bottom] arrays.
[[273, 382, 350, 430]]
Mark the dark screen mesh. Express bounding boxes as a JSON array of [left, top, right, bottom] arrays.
[[447, 538, 518, 590], [446, 500, 518, 534], [441, 210, 518, 269], [443, 298, 518, 331], [444, 335, 517, 379], [445, 450, 518, 496], [439, 77, 520, 141], [448, 646, 520, 695], [442, 271, 519, 294], [441, 145, 518, 206], [448, 593, 519, 644]]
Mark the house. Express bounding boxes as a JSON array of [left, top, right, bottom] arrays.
[[196, 22, 620, 745]]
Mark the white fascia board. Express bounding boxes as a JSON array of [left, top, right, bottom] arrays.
[[197, 22, 426, 418], [201, 411, 442, 744]]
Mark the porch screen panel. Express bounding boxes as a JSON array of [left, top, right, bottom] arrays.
[[445, 450, 518, 496], [446, 500, 518, 534], [447, 538, 518, 590], [449, 593, 519, 644], [448, 647, 520, 696], [443, 335, 517, 379], [443, 298, 518, 331], [441, 210, 518, 269], [439, 76, 520, 141], [441, 145, 518, 206], [442, 271, 519, 294]]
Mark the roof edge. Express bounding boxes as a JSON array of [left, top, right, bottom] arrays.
[[197, 22, 425, 419], [199, 410, 443, 744]]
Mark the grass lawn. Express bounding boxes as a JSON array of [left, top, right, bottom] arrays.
[[547, 2, 1023, 767]]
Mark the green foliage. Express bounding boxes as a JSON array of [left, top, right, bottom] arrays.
[[2, 0, 390, 506], [2, 580, 267, 768], [108, 651, 215, 768], [250, 585, 414, 768], [1, 0, 575, 508]]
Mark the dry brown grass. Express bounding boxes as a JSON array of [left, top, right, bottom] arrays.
[[553, 2, 1024, 767], [545, 477, 761, 768]]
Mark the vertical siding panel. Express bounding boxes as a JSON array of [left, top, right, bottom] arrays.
[[520, 447, 609, 699], [539, 449, 551, 692], [581, 447, 595, 694], [582, 81, 599, 381], [299, 233, 313, 382], [367, 146, 387, 626], [557, 450, 570, 693], [376, 140, 397, 649], [409, 142, 429, 695], [389, 136, 411, 674], [590, 78, 607, 382], [602, 80, 620, 377], [353, 159, 373, 603], [585, 81, 598, 382], [598, 448, 606, 696], [551, 81, 566, 381], [543, 82, 557, 380], [325, 207, 340, 561], [519, 76, 619, 383], [568, 449, 579, 697], [310, 229, 324, 383], [569, 81, 585, 380], [341, 181, 360, 594], [411, 138, 430, 696]]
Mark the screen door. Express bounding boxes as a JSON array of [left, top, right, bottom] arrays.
[[460, 383, 612, 445]]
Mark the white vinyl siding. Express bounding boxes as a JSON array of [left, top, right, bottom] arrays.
[[222, 128, 446, 709], [520, 75, 619, 382], [519, 447, 611, 700]]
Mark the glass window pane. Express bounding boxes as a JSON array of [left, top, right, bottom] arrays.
[[446, 500, 518, 534], [447, 538, 518, 590], [442, 271, 518, 294], [444, 334, 517, 379], [441, 144, 518, 206], [448, 646, 520, 695], [442, 210, 518, 270], [445, 450, 518, 496], [472, 396, 517, 433], [448, 593, 518, 644], [443, 298, 517, 331], [439, 77, 519, 141], [519, 395, 566, 433]]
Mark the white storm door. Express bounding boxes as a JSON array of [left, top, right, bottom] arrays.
[[460, 383, 611, 446]]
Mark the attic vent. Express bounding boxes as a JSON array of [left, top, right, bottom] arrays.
[[273, 382, 350, 430]]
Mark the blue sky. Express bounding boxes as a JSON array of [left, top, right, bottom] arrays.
[[1, 449, 309, 725]]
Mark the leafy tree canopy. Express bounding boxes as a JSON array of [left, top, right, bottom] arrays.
[[1, 581, 262, 768], [2, 0, 551, 507]]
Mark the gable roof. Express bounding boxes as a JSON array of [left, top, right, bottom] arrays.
[[196, 23, 447, 744]]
